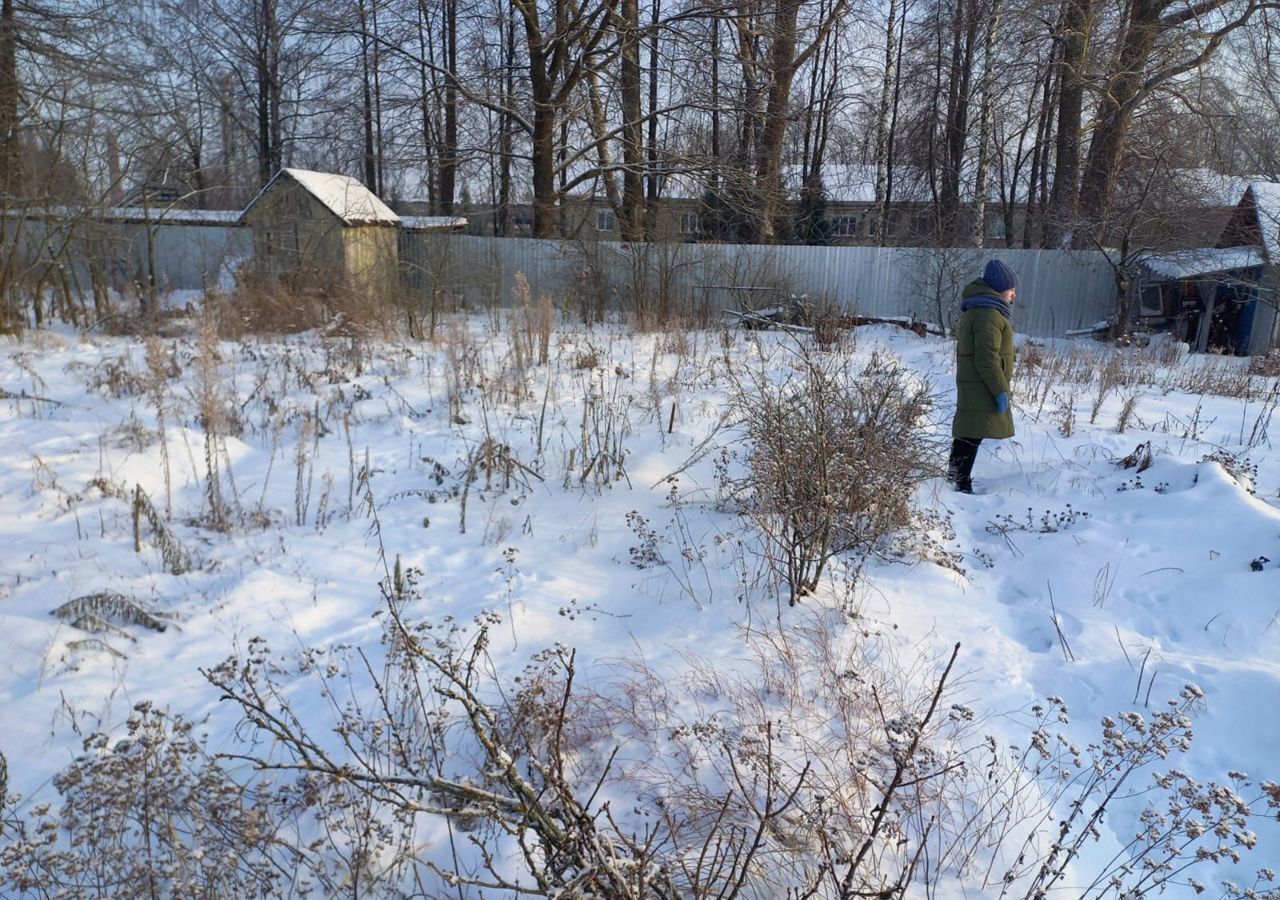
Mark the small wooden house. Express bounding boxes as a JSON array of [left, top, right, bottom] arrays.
[[240, 168, 401, 297], [1135, 182, 1280, 355]]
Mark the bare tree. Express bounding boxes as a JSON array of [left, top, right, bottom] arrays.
[[1075, 0, 1280, 246], [0, 0, 17, 200]]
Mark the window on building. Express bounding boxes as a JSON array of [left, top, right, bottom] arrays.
[[986, 215, 1007, 241], [680, 212, 702, 235], [831, 214, 859, 238], [596, 209, 616, 232]]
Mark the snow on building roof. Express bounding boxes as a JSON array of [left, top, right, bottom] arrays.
[[249, 168, 401, 225], [1138, 245, 1266, 279], [1171, 169, 1255, 206], [1248, 181, 1280, 263], [5, 206, 244, 225], [400, 215, 468, 232]]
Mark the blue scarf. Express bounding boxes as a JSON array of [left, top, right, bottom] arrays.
[[960, 294, 1012, 320]]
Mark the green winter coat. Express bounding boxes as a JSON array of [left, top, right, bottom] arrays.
[[953, 279, 1015, 439]]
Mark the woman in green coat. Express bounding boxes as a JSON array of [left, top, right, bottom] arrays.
[[949, 259, 1018, 493]]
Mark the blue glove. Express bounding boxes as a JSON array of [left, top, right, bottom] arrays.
[[994, 392, 1009, 414]]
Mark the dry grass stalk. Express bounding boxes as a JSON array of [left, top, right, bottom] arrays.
[[193, 318, 239, 531], [132, 484, 194, 574], [143, 337, 175, 519], [52, 591, 172, 634]]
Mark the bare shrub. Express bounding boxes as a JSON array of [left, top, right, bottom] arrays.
[[211, 268, 391, 338], [1170, 357, 1265, 400], [143, 338, 177, 518], [6, 594, 1279, 899], [507, 272, 555, 372], [1248, 349, 1280, 377], [0, 703, 313, 898], [729, 346, 937, 603], [203, 595, 683, 898], [200, 582, 989, 898], [996, 688, 1280, 899], [812, 301, 850, 351], [572, 345, 600, 370], [1200, 448, 1258, 493], [132, 484, 194, 573], [1055, 391, 1076, 437], [85, 351, 149, 398]]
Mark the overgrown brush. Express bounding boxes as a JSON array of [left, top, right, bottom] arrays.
[[7, 589, 1276, 898], [210, 268, 393, 338], [0, 703, 315, 898], [728, 344, 937, 603]]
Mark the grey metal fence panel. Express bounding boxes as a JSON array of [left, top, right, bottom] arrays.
[[8, 218, 1114, 336], [5, 218, 252, 295], [403, 235, 1118, 339], [145, 224, 253, 291]]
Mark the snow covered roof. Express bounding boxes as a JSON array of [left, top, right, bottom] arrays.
[[5, 206, 244, 226], [1139, 246, 1266, 280], [401, 215, 468, 233], [1247, 181, 1280, 262], [1170, 169, 1255, 206], [247, 168, 401, 226]]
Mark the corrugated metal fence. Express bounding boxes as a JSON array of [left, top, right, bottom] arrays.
[[6, 217, 1116, 337], [400, 235, 1118, 338], [5, 217, 251, 296]]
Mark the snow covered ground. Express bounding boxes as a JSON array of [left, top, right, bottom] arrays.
[[1, 314, 1278, 896]]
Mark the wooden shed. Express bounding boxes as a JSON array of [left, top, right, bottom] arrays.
[[240, 168, 401, 297], [1133, 182, 1280, 355]]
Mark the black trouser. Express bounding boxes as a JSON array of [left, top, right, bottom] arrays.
[[947, 437, 982, 487]]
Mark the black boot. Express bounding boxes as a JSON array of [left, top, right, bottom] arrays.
[[948, 438, 981, 493]]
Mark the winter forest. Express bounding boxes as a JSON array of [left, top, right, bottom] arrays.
[[2, 0, 1279, 247]]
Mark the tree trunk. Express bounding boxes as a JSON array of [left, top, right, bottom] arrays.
[[0, 0, 17, 198], [1021, 50, 1057, 248], [1046, 0, 1092, 247], [872, 0, 899, 246], [881, 0, 907, 244], [416, 0, 438, 211], [268, 0, 283, 177], [710, 14, 721, 165], [583, 64, 623, 215], [619, 0, 645, 241], [359, 0, 377, 190], [754, 0, 799, 244], [971, 0, 1004, 248], [256, 0, 274, 184], [1075, 17, 1158, 246], [498, 10, 514, 235], [511, 0, 619, 238], [531, 101, 558, 238], [755, 0, 847, 243], [645, 0, 660, 215], [440, 0, 458, 214], [940, 0, 978, 243], [1075, 0, 1259, 246], [370, 0, 385, 196]]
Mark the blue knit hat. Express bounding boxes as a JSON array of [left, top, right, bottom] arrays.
[[983, 259, 1019, 293]]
